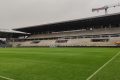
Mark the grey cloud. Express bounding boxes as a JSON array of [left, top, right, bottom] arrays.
[[0, 0, 120, 29]]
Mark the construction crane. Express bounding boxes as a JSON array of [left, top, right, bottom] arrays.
[[92, 3, 120, 14]]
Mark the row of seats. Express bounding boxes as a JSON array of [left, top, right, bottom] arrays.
[[13, 37, 120, 47], [28, 27, 120, 39]]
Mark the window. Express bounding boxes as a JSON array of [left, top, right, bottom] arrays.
[[56, 40, 68, 43], [31, 40, 40, 44], [91, 39, 109, 42]]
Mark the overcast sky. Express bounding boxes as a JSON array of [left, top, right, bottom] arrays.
[[0, 0, 120, 29]]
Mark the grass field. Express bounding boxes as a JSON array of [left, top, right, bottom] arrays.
[[0, 48, 119, 80]]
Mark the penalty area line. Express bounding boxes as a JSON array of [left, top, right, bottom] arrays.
[[0, 75, 14, 80], [86, 51, 120, 80]]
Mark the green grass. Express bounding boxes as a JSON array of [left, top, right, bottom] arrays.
[[0, 48, 119, 80]]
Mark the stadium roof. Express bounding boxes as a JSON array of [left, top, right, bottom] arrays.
[[0, 29, 29, 38], [14, 12, 120, 33]]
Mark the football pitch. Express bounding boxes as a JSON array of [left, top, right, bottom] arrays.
[[0, 48, 120, 80]]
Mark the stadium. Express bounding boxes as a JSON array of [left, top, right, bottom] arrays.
[[0, 0, 120, 79], [2, 12, 120, 47], [0, 12, 119, 80]]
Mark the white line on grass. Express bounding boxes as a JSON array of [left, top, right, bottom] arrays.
[[86, 51, 120, 80], [0, 75, 14, 80]]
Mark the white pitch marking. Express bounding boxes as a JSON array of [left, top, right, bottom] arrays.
[[0, 75, 14, 80], [86, 51, 120, 80]]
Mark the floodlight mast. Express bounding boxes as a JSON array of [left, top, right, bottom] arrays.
[[92, 3, 120, 14]]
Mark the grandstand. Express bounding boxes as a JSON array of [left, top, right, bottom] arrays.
[[0, 29, 28, 47], [7, 13, 120, 47]]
